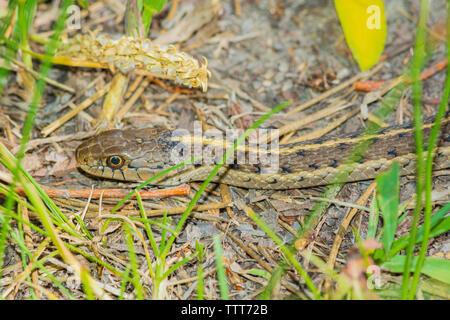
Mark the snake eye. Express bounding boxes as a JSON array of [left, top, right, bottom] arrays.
[[107, 155, 124, 169]]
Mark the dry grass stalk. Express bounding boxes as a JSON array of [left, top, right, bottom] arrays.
[[41, 82, 112, 136]]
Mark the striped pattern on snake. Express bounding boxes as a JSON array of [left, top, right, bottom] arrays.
[[75, 116, 450, 189]]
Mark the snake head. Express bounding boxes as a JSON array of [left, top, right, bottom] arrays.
[[75, 127, 173, 182]]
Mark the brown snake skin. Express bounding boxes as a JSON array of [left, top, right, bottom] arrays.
[[76, 116, 450, 189]]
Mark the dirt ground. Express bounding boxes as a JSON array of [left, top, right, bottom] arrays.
[[0, 0, 449, 299]]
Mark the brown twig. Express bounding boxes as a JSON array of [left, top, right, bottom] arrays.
[[274, 100, 354, 142], [285, 108, 360, 144], [41, 82, 112, 136], [14, 185, 190, 199], [114, 77, 150, 122], [287, 63, 383, 115], [354, 59, 447, 92], [149, 78, 198, 95]]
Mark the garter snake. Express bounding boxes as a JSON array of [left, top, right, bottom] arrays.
[[75, 116, 450, 189]]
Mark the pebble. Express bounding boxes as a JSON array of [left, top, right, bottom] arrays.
[[274, 72, 284, 83], [273, 42, 284, 52], [253, 81, 262, 90], [278, 61, 289, 73], [282, 80, 293, 92], [263, 80, 272, 87], [337, 68, 350, 80]]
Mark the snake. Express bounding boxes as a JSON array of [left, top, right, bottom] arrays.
[[75, 116, 450, 190]]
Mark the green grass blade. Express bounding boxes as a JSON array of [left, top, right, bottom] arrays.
[[160, 210, 167, 255], [384, 255, 450, 285], [367, 195, 380, 239], [66, 243, 124, 277], [386, 203, 450, 258], [142, 0, 167, 36], [213, 234, 229, 300], [197, 264, 204, 300], [195, 241, 205, 300], [376, 162, 400, 258], [260, 265, 284, 300], [410, 0, 450, 299], [123, 222, 144, 299], [135, 191, 159, 262], [402, 0, 429, 299], [161, 253, 196, 280], [119, 267, 131, 300]]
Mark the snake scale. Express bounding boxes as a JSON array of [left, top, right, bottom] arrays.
[[75, 116, 450, 189]]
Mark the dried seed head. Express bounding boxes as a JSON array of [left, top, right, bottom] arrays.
[[57, 33, 211, 91]]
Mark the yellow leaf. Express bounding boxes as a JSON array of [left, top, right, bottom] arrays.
[[334, 0, 387, 71]]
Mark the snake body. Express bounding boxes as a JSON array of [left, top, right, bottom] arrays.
[[75, 116, 450, 189]]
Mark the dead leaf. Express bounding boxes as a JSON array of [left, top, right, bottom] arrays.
[[21, 154, 42, 172], [45, 151, 67, 163]]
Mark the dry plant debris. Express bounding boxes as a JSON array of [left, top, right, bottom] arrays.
[[56, 32, 211, 91], [1, 0, 449, 301]]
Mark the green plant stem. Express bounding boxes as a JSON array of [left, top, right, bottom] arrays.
[[0, 0, 19, 97], [401, 0, 429, 300], [408, 1, 450, 299], [196, 242, 205, 300], [123, 222, 144, 299], [17, 0, 36, 70], [135, 191, 157, 279], [213, 235, 229, 300]]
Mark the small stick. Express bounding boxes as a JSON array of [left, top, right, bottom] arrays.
[[354, 81, 386, 92], [14, 185, 190, 199], [234, 0, 241, 15], [287, 63, 383, 115], [12, 59, 75, 93], [309, 196, 371, 212], [41, 82, 112, 136], [167, 0, 179, 21], [419, 59, 447, 81], [354, 59, 447, 92], [167, 268, 216, 286], [149, 77, 197, 95], [12, 130, 96, 154], [285, 108, 360, 144], [97, 202, 230, 219], [156, 91, 181, 112], [114, 77, 150, 122], [326, 182, 376, 271], [124, 75, 144, 99], [51, 56, 107, 69], [99, 73, 128, 124], [271, 100, 354, 141]]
